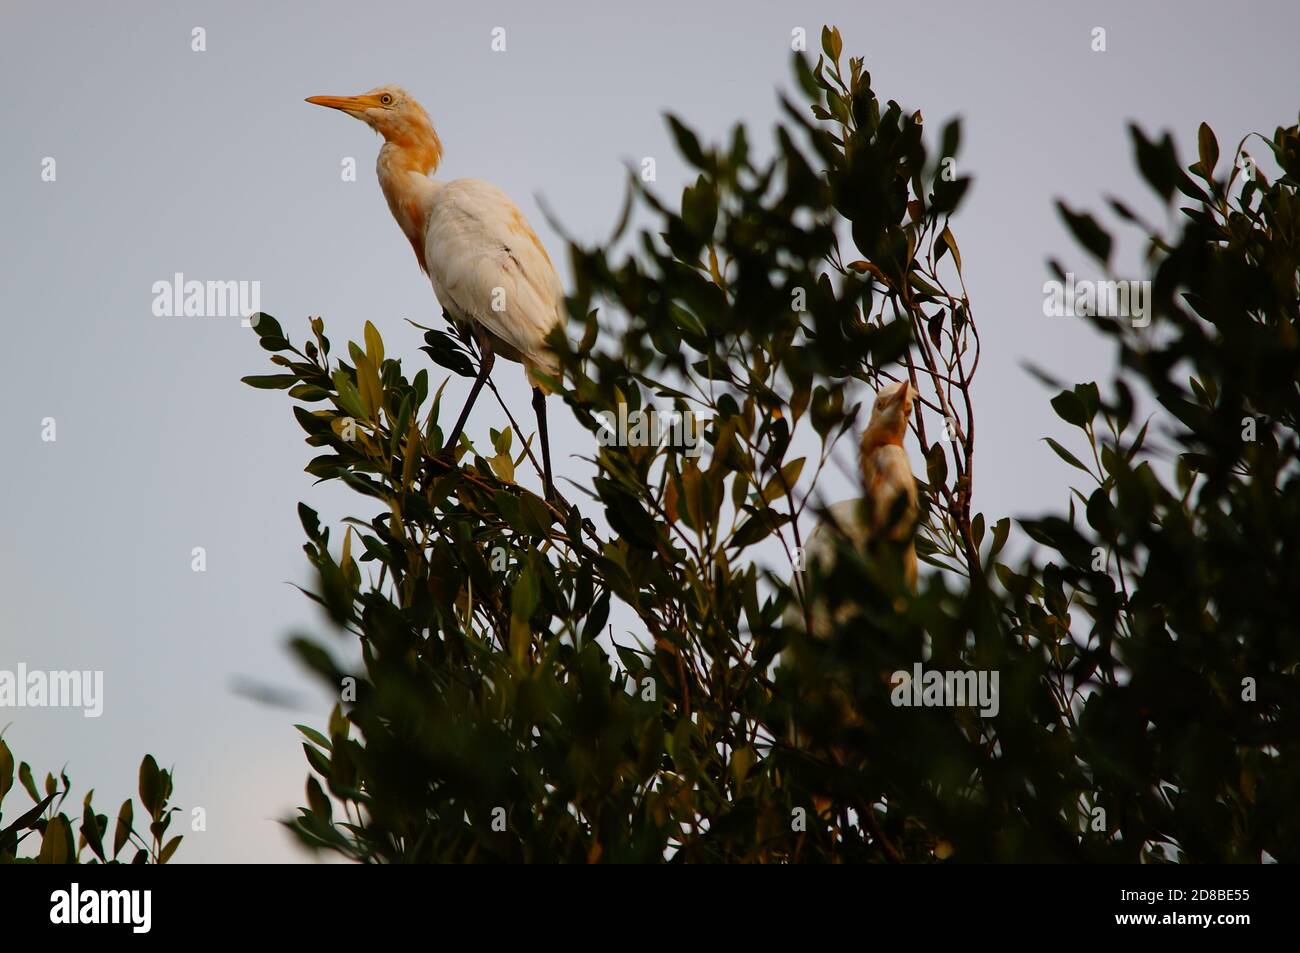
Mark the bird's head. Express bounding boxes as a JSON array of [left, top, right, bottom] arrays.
[[864, 380, 916, 445], [306, 85, 441, 167]]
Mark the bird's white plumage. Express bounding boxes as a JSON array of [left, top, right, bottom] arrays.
[[862, 445, 919, 546], [423, 179, 564, 385]]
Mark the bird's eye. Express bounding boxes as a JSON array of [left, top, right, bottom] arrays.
[[380, 94, 394, 106]]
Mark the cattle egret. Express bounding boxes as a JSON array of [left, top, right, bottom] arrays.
[[856, 379, 919, 589], [787, 379, 919, 635], [306, 85, 565, 500]]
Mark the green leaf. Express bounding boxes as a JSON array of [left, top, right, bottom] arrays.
[[38, 813, 70, 864], [298, 502, 322, 541], [306, 776, 331, 822], [761, 457, 805, 503], [940, 226, 963, 271], [158, 835, 183, 864], [0, 739, 12, 804], [1197, 122, 1219, 178], [82, 799, 107, 862], [489, 450, 516, 483], [303, 743, 332, 780], [247, 312, 284, 339], [1129, 124, 1178, 202], [1043, 437, 1091, 474], [1074, 382, 1100, 422], [18, 761, 38, 803], [296, 724, 332, 752], [925, 442, 948, 488], [364, 320, 385, 366], [581, 590, 611, 643], [1056, 202, 1112, 265], [241, 374, 298, 390], [821, 25, 843, 61], [138, 755, 163, 819], [512, 563, 541, 621], [1050, 389, 1089, 428], [288, 383, 331, 402], [114, 799, 133, 858], [1126, 417, 1151, 462], [331, 370, 368, 420], [354, 352, 383, 420], [988, 517, 1011, 560], [0, 792, 57, 841], [666, 115, 708, 168], [421, 331, 475, 378]]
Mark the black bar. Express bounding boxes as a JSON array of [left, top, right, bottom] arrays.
[[1, 862, 1280, 939]]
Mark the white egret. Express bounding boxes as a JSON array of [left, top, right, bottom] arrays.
[[789, 379, 920, 634], [306, 85, 564, 500]]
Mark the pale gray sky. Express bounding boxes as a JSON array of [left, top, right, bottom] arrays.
[[1, 0, 1295, 861]]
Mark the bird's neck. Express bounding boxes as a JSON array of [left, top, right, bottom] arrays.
[[377, 137, 442, 273], [860, 421, 905, 465]]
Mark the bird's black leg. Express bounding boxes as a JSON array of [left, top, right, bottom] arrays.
[[532, 385, 555, 502], [442, 326, 495, 457]]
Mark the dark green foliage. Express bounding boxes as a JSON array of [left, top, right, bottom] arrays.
[[1032, 114, 1300, 862], [0, 737, 182, 864], [244, 31, 1298, 862]]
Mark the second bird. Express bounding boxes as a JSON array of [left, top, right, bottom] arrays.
[[307, 85, 565, 500]]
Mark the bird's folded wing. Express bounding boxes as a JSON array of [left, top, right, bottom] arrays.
[[866, 447, 919, 541], [424, 179, 564, 371]]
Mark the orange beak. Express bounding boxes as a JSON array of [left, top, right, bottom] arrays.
[[305, 94, 373, 115]]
